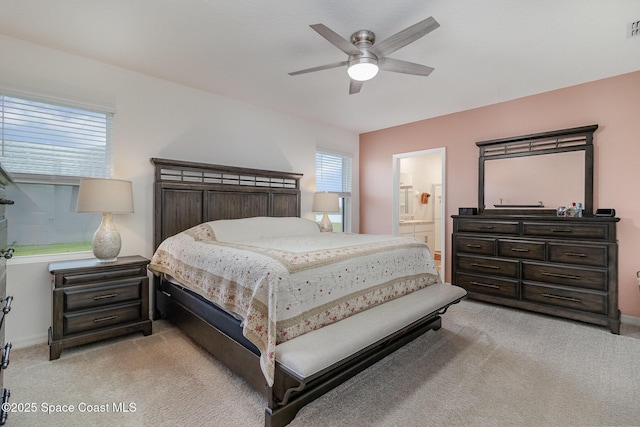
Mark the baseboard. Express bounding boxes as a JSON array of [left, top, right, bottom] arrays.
[[621, 314, 640, 327], [8, 332, 48, 349]]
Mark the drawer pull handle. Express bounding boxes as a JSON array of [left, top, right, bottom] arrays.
[[2, 295, 12, 314], [93, 315, 118, 323], [542, 293, 581, 303], [471, 263, 500, 270], [541, 272, 581, 280], [470, 281, 500, 289], [0, 248, 14, 259], [0, 198, 14, 205], [466, 244, 483, 249], [1, 388, 9, 422], [478, 226, 494, 230], [565, 252, 587, 258], [1, 342, 11, 369], [161, 291, 172, 298], [551, 228, 573, 233], [510, 248, 530, 253], [94, 293, 118, 300]]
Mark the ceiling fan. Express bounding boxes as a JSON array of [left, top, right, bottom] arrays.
[[288, 17, 440, 94]]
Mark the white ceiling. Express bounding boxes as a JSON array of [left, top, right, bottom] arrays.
[[1, 1, 639, 133]]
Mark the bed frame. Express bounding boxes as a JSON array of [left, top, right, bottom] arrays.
[[151, 158, 464, 426]]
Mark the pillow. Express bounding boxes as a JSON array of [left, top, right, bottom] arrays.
[[207, 217, 320, 242]]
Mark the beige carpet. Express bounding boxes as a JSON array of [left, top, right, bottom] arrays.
[[5, 300, 640, 427]]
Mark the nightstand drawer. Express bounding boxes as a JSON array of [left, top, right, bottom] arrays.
[[64, 302, 141, 336], [59, 265, 148, 287], [64, 281, 141, 311]]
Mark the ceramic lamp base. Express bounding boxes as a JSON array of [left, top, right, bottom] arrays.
[[319, 212, 333, 232], [92, 212, 122, 263]]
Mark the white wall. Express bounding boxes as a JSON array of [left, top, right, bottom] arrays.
[[0, 34, 360, 347]]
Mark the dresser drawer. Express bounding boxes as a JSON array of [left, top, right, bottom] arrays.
[[456, 220, 519, 235], [548, 243, 607, 267], [498, 239, 545, 260], [522, 222, 608, 240], [64, 281, 142, 312], [456, 272, 518, 298], [64, 302, 142, 336], [455, 237, 495, 255], [522, 262, 606, 291], [522, 283, 607, 314], [456, 255, 518, 278]]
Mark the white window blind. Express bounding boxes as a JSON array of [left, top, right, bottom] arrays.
[[316, 151, 352, 194], [0, 93, 113, 183]]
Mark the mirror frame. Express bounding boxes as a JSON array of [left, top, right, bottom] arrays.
[[477, 124, 597, 216]]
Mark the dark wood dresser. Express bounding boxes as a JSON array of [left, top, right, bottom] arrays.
[[48, 255, 152, 360], [0, 168, 13, 425], [452, 215, 620, 333]]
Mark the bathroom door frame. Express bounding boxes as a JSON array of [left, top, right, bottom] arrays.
[[392, 147, 446, 281]]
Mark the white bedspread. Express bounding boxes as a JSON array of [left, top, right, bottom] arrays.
[[149, 220, 441, 386]]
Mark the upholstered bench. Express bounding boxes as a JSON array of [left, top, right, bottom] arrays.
[[276, 283, 467, 380]]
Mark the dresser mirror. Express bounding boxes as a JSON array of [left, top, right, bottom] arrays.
[[477, 124, 597, 216]]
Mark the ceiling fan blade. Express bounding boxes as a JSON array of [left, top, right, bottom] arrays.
[[379, 57, 434, 76], [349, 79, 364, 95], [289, 60, 348, 76], [310, 23, 362, 56], [369, 17, 439, 58]]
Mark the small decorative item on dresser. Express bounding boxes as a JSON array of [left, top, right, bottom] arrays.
[[458, 207, 478, 215], [48, 256, 152, 360]]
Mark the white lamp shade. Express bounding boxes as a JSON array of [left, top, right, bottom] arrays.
[[313, 192, 339, 212], [77, 178, 134, 213]]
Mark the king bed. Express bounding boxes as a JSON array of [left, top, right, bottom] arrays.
[[149, 158, 466, 426]]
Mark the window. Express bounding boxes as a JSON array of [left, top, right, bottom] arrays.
[[315, 151, 352, 232], [0, 93, 114, 256]]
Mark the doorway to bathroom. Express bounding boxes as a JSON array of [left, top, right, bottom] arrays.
[[392, 148, 445, 279]]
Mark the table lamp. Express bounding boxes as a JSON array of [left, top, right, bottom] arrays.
[[76, 178, 134, 262], [312, 192, 339, 232]]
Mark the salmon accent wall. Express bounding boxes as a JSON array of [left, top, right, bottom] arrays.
[[360, 70, 640, 318]]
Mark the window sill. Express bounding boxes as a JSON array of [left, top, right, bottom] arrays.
[[7, 251, 95, 266]]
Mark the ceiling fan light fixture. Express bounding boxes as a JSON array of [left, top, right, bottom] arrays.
[[347, 58, 379, 81]]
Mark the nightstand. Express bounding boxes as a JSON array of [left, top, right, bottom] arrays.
[[48, 255, 152, 360]]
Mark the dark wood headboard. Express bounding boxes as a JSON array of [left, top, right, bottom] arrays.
[[151, 158, 302, 249]]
